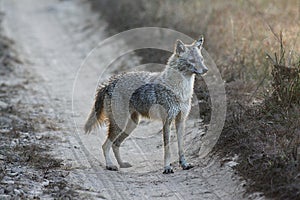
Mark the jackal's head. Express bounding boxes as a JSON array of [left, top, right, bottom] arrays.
[[169, 36, 208, 75]]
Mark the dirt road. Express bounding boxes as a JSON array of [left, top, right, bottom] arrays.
[[1, 0, 251, 199]]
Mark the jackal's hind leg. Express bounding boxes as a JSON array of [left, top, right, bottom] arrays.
[[102, 123, 122, 171], [112, 112, 139, 168], [112, 132, 132, 168]]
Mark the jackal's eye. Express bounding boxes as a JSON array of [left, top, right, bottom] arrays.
[[187, 58, 196, 66], [189, 58, 195, 62]]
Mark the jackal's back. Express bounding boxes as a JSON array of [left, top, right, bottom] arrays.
[[84, 71, 158, 133]]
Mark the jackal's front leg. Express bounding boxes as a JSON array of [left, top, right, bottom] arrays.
[[175, 116, 194, 170], [162, 119, 173, 174]]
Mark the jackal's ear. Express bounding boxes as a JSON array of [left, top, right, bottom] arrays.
[[175, 39, 186, 55], [195, 35, 204, 48]]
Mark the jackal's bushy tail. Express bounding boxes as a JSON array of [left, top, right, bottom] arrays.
[[84, 86, 107, 133]]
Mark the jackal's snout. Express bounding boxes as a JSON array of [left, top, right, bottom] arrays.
[[193, 67, 208, 75], [194, 63, 208, 75], [203, 67, 208, 74]]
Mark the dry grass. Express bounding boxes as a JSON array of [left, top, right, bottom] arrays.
[[217, 37, 300, 199], [218, 99, 300, 199], [90, 0, 300, 82]]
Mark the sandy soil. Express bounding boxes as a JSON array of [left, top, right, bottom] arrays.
[[1, 0, 259, 199]]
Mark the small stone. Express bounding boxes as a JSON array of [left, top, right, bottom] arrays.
[[42, 179, 49, 187], [21, 132, 30, 138], [7, 171, 19, 177], [36, 135, 43, 140], [14, 189, 21, 195], [10, 139, 19, 147], [0, 154, 5, 160], [0, 194, 11, 199], [6, 185, 14, 193], [225, 161, 238, 168], [2, 180, 15, 185], [0, 101, 8, 110], [54, 186, 59, 191]]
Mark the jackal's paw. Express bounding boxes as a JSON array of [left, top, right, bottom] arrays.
[[119, 162, 132, 168], [181, 163, 194, 170], [106, 165, 118, 171], [163, 166, 174, 174]]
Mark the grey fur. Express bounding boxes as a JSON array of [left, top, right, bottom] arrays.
[[84, 36, 208, 173]]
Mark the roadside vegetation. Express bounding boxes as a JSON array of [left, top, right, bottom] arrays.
[[0, 14, 79, 199], [89, 0, 300, 199]]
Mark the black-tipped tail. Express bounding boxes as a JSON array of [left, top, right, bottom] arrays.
[[84, 86, 107, 133], [84, 110, 98, 133]]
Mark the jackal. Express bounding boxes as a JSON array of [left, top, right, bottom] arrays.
[[84, 36, 208, 174]]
